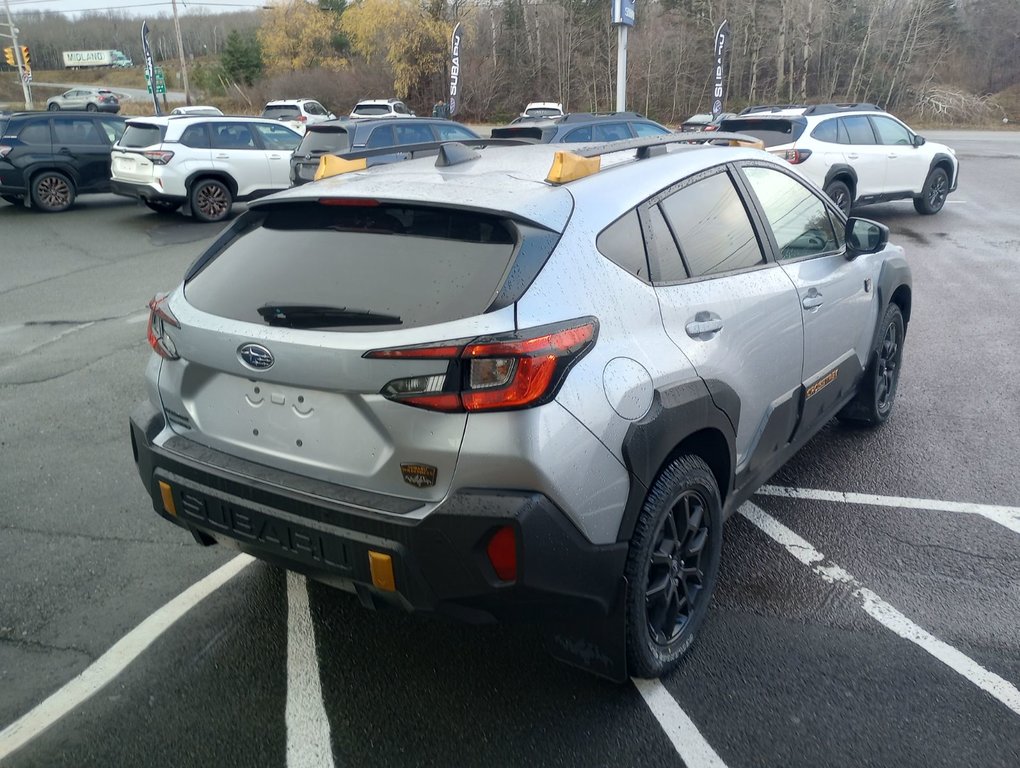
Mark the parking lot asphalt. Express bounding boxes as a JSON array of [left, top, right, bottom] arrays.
[[0, 130, 1018, 768]]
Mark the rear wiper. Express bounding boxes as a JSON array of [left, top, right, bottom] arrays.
[[257, 304, 401, 328]]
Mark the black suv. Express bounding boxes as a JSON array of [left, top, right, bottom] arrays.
[[0, 111, 126, 211], [490, 111, 671, 143], [290, 117, 479, 185]]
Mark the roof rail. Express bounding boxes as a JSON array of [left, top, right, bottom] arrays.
[[739, 104, 806, 115], [312, 138, 534, 180], [560, 111, 646, 123], [802, 102, 884, 115]]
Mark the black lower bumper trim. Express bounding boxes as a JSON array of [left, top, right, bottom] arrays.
[[111, 179, 185, 204]]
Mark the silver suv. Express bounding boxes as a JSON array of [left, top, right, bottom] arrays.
[[130, 135, 912, 681]]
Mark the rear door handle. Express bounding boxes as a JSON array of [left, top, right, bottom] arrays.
[[269, 154, 282, 159], [846, 153, 859, 160], [802, 295, 824, 310], [214, 153, 229, 160], [888, 153, 899, 159], [685, 318, 723, 337]]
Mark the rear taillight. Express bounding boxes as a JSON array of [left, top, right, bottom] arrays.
[[486, 525, 517, 582], [770, 148, 813, 164], [0, 145, 11, 159], [299, 115, 308, 123], [143, 150, 174, 165], [365, 318, 598, 413], [147, 293, 180, 360], [703, 125, 719, 132]]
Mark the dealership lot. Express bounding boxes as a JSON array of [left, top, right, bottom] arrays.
[[0, 131, 1018, 767]]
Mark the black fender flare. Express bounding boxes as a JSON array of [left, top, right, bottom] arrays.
[[616, 379, 737, 542], [927, 153, 957, 187], [185, 169, 238, 198], [823, 164, 858, 197], [871, 255, 912, 355]]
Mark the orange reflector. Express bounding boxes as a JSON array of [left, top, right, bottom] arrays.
[[368, 551, 396, 592], [314, 154, 368, 181], [545, 151, 601, 185], [158, 481, 177, 517], [486, 525, 517, 582], [728, 138, 765, 150]]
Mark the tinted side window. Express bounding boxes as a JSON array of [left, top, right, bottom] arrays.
[[840, 116, 876, 145], [633, 121, 669, 137], [435, 123, 477, 141], [870, 116, 912, 145], [180, 124, 210, 148], [563, 126, 592, 142], [596, 209, 648, 281], [18, 121, 51, 145], [366, 125, 395, 148], [394, 102, 409, 115], [743, 166, 838, 260], [254, 123, 301, 150], [394, 123, 434, 145], [98, 119, 125, 143], [645, 204, 687, 283], [210, 123, 255, 149], [52, 117, 105, 145], [593, 122, 630, 142], [810, 119, 838, 143], [660, 172, 764, 277]]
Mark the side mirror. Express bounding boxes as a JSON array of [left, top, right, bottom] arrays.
[[912, 134, 926, 147], [845, 217, 889, 258], [328, 113, 336, 120]]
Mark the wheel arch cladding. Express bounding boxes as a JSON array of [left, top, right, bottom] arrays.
[[824, 164, 858, 196], [617, 380, 736, 542], [188, 171, 237, 197], [928, 153, 955, 182], [891, 284, 911, 324]]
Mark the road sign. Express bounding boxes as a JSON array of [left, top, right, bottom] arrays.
[[145, 66, 166, 94], [21, 70, 31, 84]]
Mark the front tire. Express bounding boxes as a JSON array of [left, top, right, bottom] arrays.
[[189, 178, 232, 223], [824, 179, 853, 215], [913, 167, 949, 215], [85, 103, 98, 112], [838, 303, 905, 426], [31, 171, 76, 212], [625, 455, 723, 679], [47, 102, 60, 111]]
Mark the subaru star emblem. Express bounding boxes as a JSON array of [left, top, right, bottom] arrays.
[[238, 343, 275, 370]]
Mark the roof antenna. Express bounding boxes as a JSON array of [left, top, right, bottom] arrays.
[[435, 142, 481, 168]]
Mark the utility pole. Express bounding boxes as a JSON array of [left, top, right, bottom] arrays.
[[2, 0, 32, 110], [611, 0, 634, 113], [169, 0, 192, 105]]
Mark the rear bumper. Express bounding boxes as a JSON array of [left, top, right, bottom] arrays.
[[111, 178, 185, 204], [129, 400, 628, 626]]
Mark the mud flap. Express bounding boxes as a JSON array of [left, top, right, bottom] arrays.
[[545, 576, 628, 683]]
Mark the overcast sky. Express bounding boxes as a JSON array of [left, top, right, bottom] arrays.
[[6, 0, 264, 16]]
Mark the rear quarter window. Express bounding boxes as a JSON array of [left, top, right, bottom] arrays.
[[18, 121, 51, 145]]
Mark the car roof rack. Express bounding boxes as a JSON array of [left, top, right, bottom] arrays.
[[311, 138, 536, 180], [738, 104, 806, 115], [560, 111, 647, 123], [802, 102, 884, 115]]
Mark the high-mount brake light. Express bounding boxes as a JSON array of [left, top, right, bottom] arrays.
[[317, 195, 379, 207], [770, 148, 813, 164], [365, 319, 598, 413], [147, 293, 180, 360]]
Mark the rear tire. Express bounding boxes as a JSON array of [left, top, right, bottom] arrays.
[[189, 178, 232, 223], [838, 303, 905, 426], [30, 171, 76, 212], [824, 179, 852, 215], [625, 455, 723, 679], [47, 102, 60, 111], [85, 103, 98, 112], [913, 167, 949, 215], [144, 200, 182, 214]]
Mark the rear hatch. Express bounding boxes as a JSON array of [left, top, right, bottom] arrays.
[[290, 124, 351, 185], [262, 105, 304, 134], [156, 199, 556, 503], [718, 116, 806, 148], [111, 121, 166, 182]]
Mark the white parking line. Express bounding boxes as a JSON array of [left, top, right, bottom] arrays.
[[286, 573, 335, 768], [757, 485, 1020, 536], [0, 554, 255, 761], [740, 502, 1020, 717], [633, 678, 730, 768]]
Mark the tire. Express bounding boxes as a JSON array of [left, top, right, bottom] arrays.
[[30, 171, 76, 212], [913, 167, 949, 215], [625, 455, 723, 679], [144, 200, 182, 214], [838, 303, 905, 426], [85, 103, 98, 112], [2, 194, 23, 205], [824, 179, 852, 215], [47, 102, 60, 111], [189, 178, 232, 223]]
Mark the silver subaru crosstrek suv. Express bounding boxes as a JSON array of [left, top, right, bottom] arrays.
[[130, 134, 912, 681]]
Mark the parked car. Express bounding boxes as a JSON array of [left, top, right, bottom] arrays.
[[349, 99, 415, 119], [520, 101, 565, 119], [109, 115, 302, 222], [130, 134, 911, 681], [170, 106, 224, 116], [720, 103, 960, 214], [290, 117, 480, 185], [0, 110, 125, 211], [491, 111, 671, 142], [261, 99, 336, 135], [46, 88, 121, 114], [680, 112, 737, 131]]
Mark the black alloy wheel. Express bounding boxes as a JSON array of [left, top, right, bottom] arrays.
[[838, 302, 906, 426], [875, 311, 903, 417], [625, 455, 723, 678], [914, 167, 949, 214], [190, 179, 232, 223], [825, 179, 852, 215], [31, 172, 76, 212]]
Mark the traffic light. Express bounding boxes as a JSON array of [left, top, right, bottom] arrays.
[[20, 46, 30, 69], [3, 48, 14, 67]]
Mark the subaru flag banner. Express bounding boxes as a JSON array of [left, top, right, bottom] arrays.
[[711, 20, 731, 120], [141, 20, 161, 115], [449, 22, 463, 117], [611, 0, 635, 26]]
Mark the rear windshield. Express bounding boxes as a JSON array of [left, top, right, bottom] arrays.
[[352, 105, 392, 116], [526, 108, 560, 118], [297, 127, 351, 155], [262, 106, 301, 120], [719, 118, 805, 147], [185, 203, 521, 331], [119, 123, 166, 148], [491, 126, 547, 141]]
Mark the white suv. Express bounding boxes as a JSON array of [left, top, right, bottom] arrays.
[[721, 103, 959, 215], [110, 116, 302, 222], [350, 99, 415, 119], [261, 99, 336, 135]]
